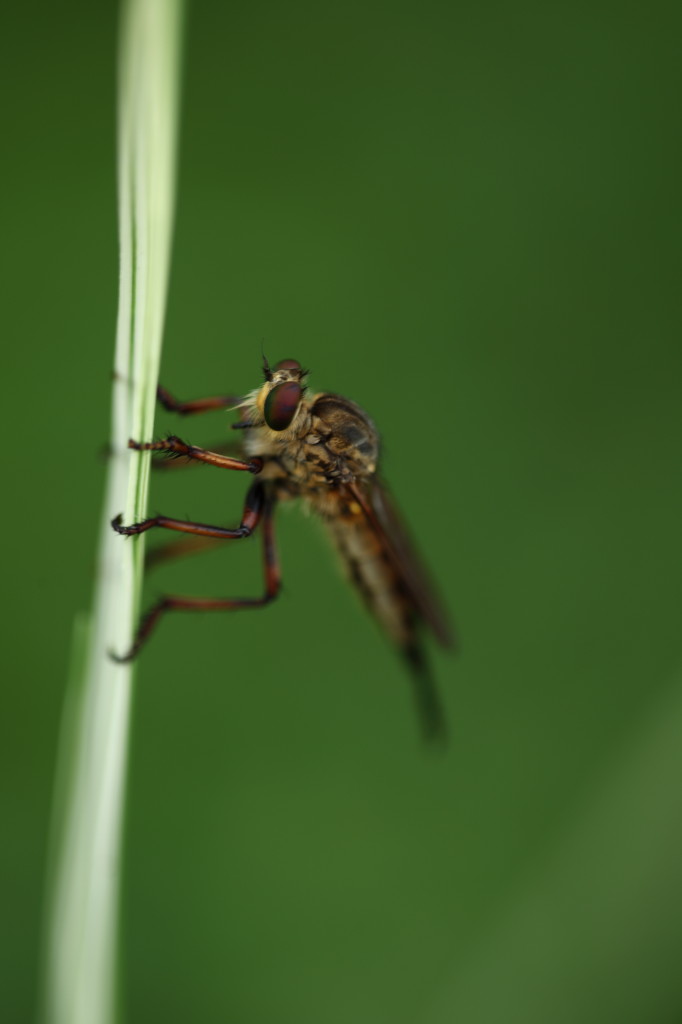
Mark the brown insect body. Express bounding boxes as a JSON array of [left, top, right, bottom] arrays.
[[239, 363, 452, 738], [112, 358, 452, 740]]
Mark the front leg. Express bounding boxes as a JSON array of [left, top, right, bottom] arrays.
[[156, 385, 239, 416], [128, 435, 262, 473], [151, 439, 245, 470]]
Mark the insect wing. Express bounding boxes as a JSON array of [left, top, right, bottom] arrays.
[[350, 478, 454, 650]]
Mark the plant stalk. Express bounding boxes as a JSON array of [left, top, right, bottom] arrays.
[[43, 3, 184, 1022]]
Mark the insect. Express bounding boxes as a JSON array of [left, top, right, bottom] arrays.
[[112, 358, 453, 739]]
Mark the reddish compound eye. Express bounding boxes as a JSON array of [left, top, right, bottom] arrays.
[[264, 381, 302, 431], [274, 359, 301, 371]]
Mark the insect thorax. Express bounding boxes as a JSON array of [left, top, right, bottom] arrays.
[[244, 390, 380, 494]]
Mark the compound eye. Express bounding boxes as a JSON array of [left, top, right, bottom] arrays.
[[274, 359, 301, 372], [264, 381, 302, 431]]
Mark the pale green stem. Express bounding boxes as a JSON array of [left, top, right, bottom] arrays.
[[42, 3, 184, 1023]]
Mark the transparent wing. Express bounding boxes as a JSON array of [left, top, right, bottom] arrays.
[[352, 477, 455, 650]]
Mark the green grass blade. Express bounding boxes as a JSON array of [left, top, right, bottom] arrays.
[[42, 3, 184, 1023]]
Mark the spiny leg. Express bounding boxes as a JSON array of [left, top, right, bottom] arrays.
[[156, 385, 239, 416], [128, 435, 262, 473], [111, 478, 266, 540], [111, 493, 280, 662], [150, 439, 245, 471]]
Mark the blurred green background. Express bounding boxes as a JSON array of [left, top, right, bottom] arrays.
[[3, 1, 682, 1022]]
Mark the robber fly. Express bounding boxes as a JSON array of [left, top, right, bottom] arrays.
[[112, 358, 453, 739]]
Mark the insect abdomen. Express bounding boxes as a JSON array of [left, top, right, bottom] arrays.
[[326, 511, 415, 650], [324, 505, 447, 742]]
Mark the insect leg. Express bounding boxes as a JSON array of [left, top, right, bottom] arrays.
[[145, 535, 224, 569], [111, 493, 281, 662], [111, 479, 266, 539], [150, 440, 244, 471], [128, 435, 263, 473], [156, 385, 240, 416]]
